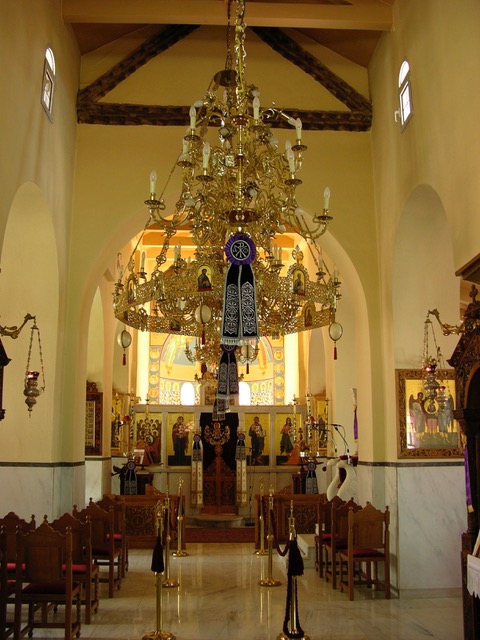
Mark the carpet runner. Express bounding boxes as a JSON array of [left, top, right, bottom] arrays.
[[185, 526, 256, 543]]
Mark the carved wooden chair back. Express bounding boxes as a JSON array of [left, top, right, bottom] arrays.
[[73, 502, 121, 598], [0, 526, 14, 639], [13, 522, 81, 640], [338, 502, 390, 600], [0, 512, 36, 565], [324, 499, 362, 589], [315, 495, 345, 577], [48, 512, 99, 624], [91, 495, 128, 577]]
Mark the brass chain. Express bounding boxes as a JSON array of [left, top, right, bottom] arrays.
[[25, 317, 45, 391]]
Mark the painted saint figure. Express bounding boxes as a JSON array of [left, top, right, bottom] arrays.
[[172, 415, 189, 465], [197, 267, 212, 291], [280, 417, 294, 455], [249, 416, 266, 464]]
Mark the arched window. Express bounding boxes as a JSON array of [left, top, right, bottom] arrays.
[[238, 381, 251, 406], [180, 382, 195, 406], [398, 60, 412, 127], [41, 47, 55, 120]]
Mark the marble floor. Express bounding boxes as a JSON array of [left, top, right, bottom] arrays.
[[13, 544, 463, 640]]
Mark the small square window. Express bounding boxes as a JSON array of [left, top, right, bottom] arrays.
[[41, 49, 55, 121]]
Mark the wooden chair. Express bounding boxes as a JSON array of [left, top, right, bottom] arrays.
[[0, 527, 14, 640], [92, 495, 128, 577], [0, 512, 36, 576], [324, 499, 362, 589], [338, 503, 390, 601], [73, 502, 121, 598], [315, 495, 344, 578], [47, 513, 99, 624], [13, 522, 81, 640]]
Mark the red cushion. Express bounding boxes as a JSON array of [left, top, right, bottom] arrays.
[[61, 563, 97, 574], [106, 533, 122, 541]]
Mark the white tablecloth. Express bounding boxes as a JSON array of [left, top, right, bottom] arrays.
[[467, 554, 480, 596]]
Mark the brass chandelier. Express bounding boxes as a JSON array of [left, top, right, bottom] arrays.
[[113, 0, 341, 353]]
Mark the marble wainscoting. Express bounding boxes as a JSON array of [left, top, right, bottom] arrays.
[[85, 457, 114, 504], [0, 461, 85, 520], [356, 461, 466, 592], [397, 461, 466, 590]]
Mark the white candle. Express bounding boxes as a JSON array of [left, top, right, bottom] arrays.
[[140, 251, 145, 271], [150, 170, 157, 194], [202, 141, 210, 169], [253, 95, 260, 120], [189, 105, 196, 129], [296, 117, 302, 140], [182, 139, 188, 154], [323, 186, 331, 210], [287, 148, 295, 173]]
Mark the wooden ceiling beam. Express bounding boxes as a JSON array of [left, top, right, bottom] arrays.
[[63, 0, 393, 31], [77, 102, 371, 132], [253, 26, 371, 112]]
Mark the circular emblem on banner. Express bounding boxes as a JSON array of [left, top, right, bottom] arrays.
[[221, 343, 236, 353], [193, 434, 201, 443], [126, 460, 136, 471], [237, 432, 245, 441], [307, 461, 316, 472], [225, 234, 256, 265]]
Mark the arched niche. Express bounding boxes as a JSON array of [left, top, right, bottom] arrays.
[[0, 182, 59, 461], [393, 184, 459, 368]]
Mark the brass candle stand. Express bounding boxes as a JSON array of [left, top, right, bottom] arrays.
[[162, 494, 179, 588], [277, 503, 309, 640], [172, 479, 188, 558], [258, 488, 281, 587], [255, 481, 267, 556], [143, 503, 175, 640]]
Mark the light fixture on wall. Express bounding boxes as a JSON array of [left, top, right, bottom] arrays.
[[0, 314, 45, 417], [113, 0, 341, 358], [421, 309, 455, 418]]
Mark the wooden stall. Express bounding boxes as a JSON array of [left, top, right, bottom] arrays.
[[106, 487, 185, 549], [254, 488, 326, 546]]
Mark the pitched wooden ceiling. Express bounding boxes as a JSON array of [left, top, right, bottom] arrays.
[[64, 0, 394, 66], [63, 0, 395, 131]]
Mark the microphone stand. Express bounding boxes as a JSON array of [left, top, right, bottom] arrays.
[[329, 424, 350, 463]]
